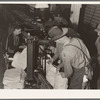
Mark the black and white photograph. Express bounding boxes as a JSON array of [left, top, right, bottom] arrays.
[[0, 1, 100, 98]]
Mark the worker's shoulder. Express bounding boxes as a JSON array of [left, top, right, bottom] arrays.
[[63, 38, 82, 52], [61, 46, 75, 59], [62, 44, 76, 56]]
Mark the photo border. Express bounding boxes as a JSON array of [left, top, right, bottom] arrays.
[[0, 0, 100, 99]]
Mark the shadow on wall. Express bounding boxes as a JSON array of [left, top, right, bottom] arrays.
[[77, 24, 100, 89], [71, 23, 78, 31], [78, 24, 97, 57]]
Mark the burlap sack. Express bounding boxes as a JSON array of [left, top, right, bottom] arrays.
[[54, 71, 68, 89], [3, 68, 26, 89]]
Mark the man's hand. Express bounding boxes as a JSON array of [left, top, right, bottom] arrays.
[[3, 53, 9, 59]]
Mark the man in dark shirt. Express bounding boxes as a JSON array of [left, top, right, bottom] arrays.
[[7, 25, 22, 57]]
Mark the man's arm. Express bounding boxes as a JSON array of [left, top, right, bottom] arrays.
[[7, 35, 15, 53], [47, 48, 59, 64], [61, 49, 73, 78]]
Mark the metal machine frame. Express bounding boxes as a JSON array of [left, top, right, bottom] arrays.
[[22, 32, 53, 89]]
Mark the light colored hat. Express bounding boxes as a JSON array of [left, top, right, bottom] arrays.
[[48, 26, 68, 41], [95, 24, 100, 32]]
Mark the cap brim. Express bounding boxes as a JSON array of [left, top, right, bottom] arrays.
[[52, 28, 68, 41]]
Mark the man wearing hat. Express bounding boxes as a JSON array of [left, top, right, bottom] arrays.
[[95, 24, 100, 64], [48, 26, 90, 89], [95, 24, 100, 89]]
